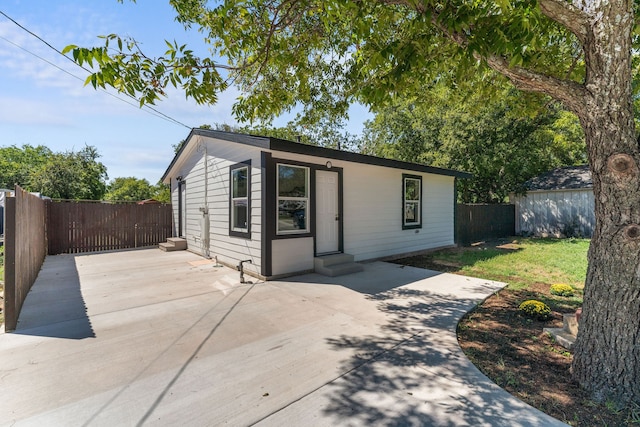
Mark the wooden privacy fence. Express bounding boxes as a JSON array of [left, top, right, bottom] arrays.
[[47, 201, 173, 255], [3, 186, 47, 331], [456, 204, 515, 246]]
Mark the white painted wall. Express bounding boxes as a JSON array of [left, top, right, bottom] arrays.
[[343, 164, 454, 261], [168, 135, 263, 275], [271, 151, 456, 263], [513, 188, 595, 237], [271, 237, 315, 276]]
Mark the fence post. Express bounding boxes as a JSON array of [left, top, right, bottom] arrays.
[[4, 196, 17, 331]]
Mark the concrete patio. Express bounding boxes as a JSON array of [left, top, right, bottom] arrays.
[[0, 248, 567, 426]]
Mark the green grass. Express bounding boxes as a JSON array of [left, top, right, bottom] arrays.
[[432, 238, 589, 290]]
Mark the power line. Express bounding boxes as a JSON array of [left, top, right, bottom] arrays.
[[0, 10, 192, 129]]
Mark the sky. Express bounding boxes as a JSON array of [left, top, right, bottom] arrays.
[[0, 1, 371, 184]]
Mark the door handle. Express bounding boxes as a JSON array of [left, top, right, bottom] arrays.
[[335, 215, 340, 221]]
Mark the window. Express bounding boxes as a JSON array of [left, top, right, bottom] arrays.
[[277, 164, 309, 234], [403, 174, 422, 229], [230, 162, 251, 238]]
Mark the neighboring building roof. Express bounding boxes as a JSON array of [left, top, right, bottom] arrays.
[[137, 198, 162, 205], [161, 128, 472, 182], [524, 165, 592, 191]]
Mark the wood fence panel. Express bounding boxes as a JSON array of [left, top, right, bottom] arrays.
[[456, 204, 515, 246], [47, 201, 172, 255], [3, 186, 47, 331]]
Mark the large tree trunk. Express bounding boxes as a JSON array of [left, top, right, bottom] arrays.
[[573, 107, 640, 405], [483, 0, 640, 406], [569, 0, 640, 405]]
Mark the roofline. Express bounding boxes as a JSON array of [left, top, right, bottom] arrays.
[[161, 128, 472, 182]]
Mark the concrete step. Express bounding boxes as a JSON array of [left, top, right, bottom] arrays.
[[159, 237, 187, 252], [314, 253, 355, 268], [314, 253, 363, 277], [167, 237, 187, 250], [544, 327, 576, 350], [563, 313, 579, 336]]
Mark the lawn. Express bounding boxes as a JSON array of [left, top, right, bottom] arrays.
[[393, 237, 639, 426]]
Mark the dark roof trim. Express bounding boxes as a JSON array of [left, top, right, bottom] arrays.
[[269, 137, 472, 178], [162, 128, 472, 181]]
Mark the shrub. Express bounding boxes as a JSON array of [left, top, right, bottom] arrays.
[[550, 283, 574, 297], [519, 300, 552, 320]]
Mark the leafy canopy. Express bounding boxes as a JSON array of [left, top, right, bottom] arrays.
[[361, 84, 586, 202], [0, 144, 108, 200], [65, 0, 589, 124], [105, 176, 171, 203]]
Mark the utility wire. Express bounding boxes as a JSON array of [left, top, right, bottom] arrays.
[[0, 35, 157, 116], [0, 10, 192, 129]]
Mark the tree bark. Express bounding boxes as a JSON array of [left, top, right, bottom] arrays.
[[485, 0, 640, 405], [569, 0, 640, 404]]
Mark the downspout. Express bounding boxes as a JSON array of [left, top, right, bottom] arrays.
[[198, 141, 211, 258]]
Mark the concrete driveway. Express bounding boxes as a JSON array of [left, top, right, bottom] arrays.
[[0, 249, 566, 426]]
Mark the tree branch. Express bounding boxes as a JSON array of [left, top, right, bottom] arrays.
[[538, 0, 589, 46], [485, 55, 587, 116]]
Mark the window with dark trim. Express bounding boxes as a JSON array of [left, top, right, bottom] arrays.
[[277, 164, 309, 234], [403, 174, 422, 229], [230, 161, 251, 238]]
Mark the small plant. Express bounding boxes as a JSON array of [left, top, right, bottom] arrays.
[[519, 299, 552, 320], [550, 283, 574, 297]]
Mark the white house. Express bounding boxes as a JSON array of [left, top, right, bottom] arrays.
[[512, 165, 595, 238], [161, 129, 470, 279]]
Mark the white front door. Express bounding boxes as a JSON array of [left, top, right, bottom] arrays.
[[316, 170, 340, 254]]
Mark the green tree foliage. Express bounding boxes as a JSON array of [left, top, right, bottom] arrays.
[[153, 181, 171, 203], [0, 145, 51, 189], [29, 146, 108, 200], [0, 145, 108, 199], [362, 86, 586, 202], [68, 0, 640, 405], [105, 177, 171, 203], [104, 177, 154, 201]]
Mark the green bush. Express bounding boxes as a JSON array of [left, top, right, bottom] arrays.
[[519, 300, 552, 320], [550, 283, 574, 297]]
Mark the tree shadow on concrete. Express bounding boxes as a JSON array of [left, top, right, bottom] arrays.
[[12, 255, 94, 339], [321, 286, 562, 426]]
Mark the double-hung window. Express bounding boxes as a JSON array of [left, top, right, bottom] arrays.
[[403, 174, 422, 229], [277, 164, 309, 234], [230, 162, 250, 238]]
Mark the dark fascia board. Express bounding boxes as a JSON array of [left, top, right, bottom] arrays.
[[161, 128, 472, 182], [269, 137, 472, 178], [161, 128, 271, 182]]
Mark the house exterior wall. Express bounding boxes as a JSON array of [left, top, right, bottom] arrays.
[[513, 188, 595, 237], [169, 136, 263, 276], [343, 164, 455, 260], [166, 133, 459, 279], [270, 151, 455, 265]]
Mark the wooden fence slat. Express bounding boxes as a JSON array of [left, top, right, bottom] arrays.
[[456, 204, 515, 246], [46, 201, 172, 255]]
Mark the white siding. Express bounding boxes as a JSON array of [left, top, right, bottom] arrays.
[[270, 151, 456, 263], [343, 164, 454, 261], [513, 189, 595, 237], [271, 237, 314, 276], [168, 136, 263, 275]]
